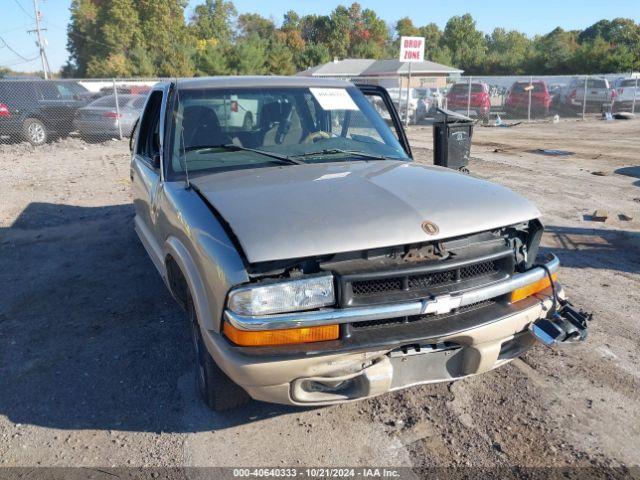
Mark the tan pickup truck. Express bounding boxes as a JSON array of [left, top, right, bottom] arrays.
[[130, 76, 590, 411]]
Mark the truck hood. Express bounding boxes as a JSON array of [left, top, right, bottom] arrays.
[[191, 161, 540, 263]]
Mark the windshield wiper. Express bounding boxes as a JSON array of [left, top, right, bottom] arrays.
[[289, 148, 398, 161], [185, 144, 303, 165]]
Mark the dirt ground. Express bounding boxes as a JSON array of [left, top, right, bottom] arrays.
[[1, 118, 639, 477]]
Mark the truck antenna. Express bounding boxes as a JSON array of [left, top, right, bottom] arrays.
[[175, 77, 191, 190]]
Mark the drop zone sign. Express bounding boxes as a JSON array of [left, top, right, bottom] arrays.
[[399, 36, 425, 62]]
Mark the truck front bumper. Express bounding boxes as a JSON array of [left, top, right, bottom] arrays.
[[201, 255, 589, 406]]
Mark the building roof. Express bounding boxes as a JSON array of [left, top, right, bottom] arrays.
[[298, 58, 463, 77], [300, 59, 377, 77]]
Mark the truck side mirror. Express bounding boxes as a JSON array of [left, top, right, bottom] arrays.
[[151, 153, 161, 169]]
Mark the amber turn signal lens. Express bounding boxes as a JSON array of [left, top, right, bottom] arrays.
[[510, 273, 558, 303], [223, 322, 339, 347]]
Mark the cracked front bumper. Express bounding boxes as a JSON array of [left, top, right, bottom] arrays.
[[204, 290, 581, 406]]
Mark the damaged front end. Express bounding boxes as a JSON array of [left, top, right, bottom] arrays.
[[531, 301, 591, 347], [217, 220, 591, 405]]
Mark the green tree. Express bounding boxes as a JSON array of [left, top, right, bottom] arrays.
[[395, 17, 420, 38], [267, 38, 296, 75], [194, 41, 230, 75], [442, 14, 486, 72], [348, 6, 388, 58], [417, 23, 453, 66], [191, 0, 237, 43], [485, 28, 532, 74], [137, 0, 194, 77], [327, 6, 351, 59], [530, 27, 579, 74], [231, 34, 267, 74], [282, 10, 301, 31], [573, 36, 636, 73], [300, 14, 331, 45], [237, 13, 276, 39], [66, 0, 101, 76], [297, 43, 331, 70]]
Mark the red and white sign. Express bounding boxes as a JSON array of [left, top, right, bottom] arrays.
[[399, 36, 425, 62]]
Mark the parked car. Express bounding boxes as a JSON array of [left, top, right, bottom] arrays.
[[613, 77, 639, 112], [0, 79, 92, 145], [131, 76, 589, 411], [415, 88, 444, 121], [559, 77, 616, 113], [98, 85, 152, 97], [547, 84, 563, 106], [73, 94, 147, 141], [445, 82, 491, 121], [210, 95, 260, 130], [386, 87, 442, 123], [386, 87, 415, 122], [505, 81, 552, 117]]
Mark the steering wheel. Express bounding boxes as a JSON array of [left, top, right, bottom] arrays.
[[303, 131, 332, 144]]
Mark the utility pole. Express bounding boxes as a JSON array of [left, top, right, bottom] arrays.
[[28, 0, 51, 79]]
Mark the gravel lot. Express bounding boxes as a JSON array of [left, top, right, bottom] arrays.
[[1, 118, 639, 476]]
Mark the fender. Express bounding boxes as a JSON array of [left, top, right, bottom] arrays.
[[164, 235, 216, 331]]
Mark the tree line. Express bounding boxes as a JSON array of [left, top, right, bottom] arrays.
[[63, 0, 640, 78]]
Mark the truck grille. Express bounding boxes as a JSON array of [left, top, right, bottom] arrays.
[[351, 299, 496, 330], [350, 259, 499, 298]]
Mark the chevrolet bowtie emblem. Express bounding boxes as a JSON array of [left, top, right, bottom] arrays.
[[421, 294, 463, 315], [421, 220, 439, 236]]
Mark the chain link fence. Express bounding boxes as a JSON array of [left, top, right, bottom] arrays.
[[0, 74, 637, 146], [350, 73, 638, 125], [0, 78, 159, 145]]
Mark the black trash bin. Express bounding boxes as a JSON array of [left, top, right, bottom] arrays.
[[433, 108, 474, 171]]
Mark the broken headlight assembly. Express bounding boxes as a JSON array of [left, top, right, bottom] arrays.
[[227, 274, 335, 316]]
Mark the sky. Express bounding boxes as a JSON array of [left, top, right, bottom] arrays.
[[2, 0, 639, 72]]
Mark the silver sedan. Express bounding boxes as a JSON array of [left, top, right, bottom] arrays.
[[74, 94, 146, 140]]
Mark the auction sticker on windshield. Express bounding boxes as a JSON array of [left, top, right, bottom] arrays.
[[310, 88, 359, 111]]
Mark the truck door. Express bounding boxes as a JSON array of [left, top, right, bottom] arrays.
[[130, 85, 170, 269], [357, 84, 413, 158]]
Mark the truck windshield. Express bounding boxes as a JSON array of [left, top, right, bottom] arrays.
[[168, 86, 409, 178]]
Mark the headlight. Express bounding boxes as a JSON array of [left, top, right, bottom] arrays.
[[227, 274, 335, 316]]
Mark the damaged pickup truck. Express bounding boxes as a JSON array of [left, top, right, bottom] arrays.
[[131, 77, 590, 411]]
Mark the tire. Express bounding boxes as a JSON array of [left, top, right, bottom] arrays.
[[23, 118, 48, 146], [242, 112, 254, 130], [188, 299, 250, 411]]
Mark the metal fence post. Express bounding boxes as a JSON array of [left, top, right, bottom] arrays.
[[405, 64, 412, 127], [112, 78, 123, 140], [582, 74, 588, 120], [528, 75, 533, 122], [467, 76, 472, 117], [633, 77, 638, 115]]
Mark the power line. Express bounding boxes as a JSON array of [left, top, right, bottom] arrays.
[[0, 35, 38, 62], [3, 55, 40, 67], [47, 22, 114, 50], [0, 23, 33, 35], [11, 0, 34, 19]]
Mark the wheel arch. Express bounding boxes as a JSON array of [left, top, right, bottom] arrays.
[[164, 236, 217, 331]]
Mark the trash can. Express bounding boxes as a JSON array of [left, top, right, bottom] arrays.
[[433, 108, 474, 171]]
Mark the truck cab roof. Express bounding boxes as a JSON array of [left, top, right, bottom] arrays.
[[169, 76, 353, 91]]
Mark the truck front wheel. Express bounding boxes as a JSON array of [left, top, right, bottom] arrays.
[[188, 299, 250, 411]]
